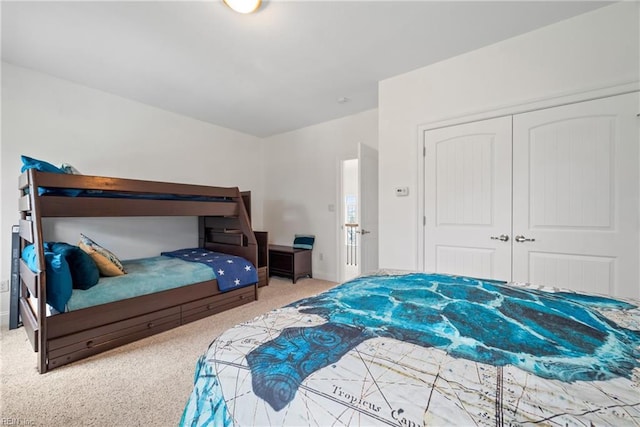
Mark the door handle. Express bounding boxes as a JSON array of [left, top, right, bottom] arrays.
[[515, 235, 535, 243], [490, 234, 509, 242], [357, 229, 371, 235]]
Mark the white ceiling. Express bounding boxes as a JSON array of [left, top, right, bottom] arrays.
[[1, 1, 611, 137]]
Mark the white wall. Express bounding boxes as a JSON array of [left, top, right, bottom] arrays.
[[0, 62, 265, 323], [378, 2, 640, 271], [263, 109, 378, 282]]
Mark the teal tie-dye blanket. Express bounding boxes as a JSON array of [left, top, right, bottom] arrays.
[[181, 272, 640, 426]]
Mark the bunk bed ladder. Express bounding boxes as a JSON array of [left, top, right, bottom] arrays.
[[18, 169, 49, 373]]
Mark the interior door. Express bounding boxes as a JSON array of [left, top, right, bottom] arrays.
[[358, 143, 379, 275], [424, 116, 512, 281], [512, 92, 639, 298]]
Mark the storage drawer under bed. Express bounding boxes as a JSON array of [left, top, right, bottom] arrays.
[[47, 306, 181, 369], [182, 285, 256, 324]]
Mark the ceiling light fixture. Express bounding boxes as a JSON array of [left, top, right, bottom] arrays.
[[223, 0, 262, 14]]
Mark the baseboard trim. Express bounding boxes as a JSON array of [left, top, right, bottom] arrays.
[[0, 311, 10, 328]]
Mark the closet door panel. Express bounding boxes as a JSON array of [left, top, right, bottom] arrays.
[[512, 92, 639, 298], [424, 116, 512, 281]]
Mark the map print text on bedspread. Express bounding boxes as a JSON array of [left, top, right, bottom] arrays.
[[246, 273, 640, 411]]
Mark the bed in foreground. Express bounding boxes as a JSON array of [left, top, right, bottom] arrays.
[[181, 272, 640, 426]]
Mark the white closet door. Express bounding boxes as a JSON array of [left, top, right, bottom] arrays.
[[424, 116, 512, 281], [512, 92, 639, 298]]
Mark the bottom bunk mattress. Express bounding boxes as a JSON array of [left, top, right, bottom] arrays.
[[180, 272, 640, 426], [70, 248, 258, 311], [30, 248, 258, 314], [67, 255, 216, 311]]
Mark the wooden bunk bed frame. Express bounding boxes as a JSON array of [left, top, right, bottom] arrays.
[[17, 169, 260, 373]]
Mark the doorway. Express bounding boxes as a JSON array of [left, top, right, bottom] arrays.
[[339, 143, 379, 283], [340, 159, 360, 282]]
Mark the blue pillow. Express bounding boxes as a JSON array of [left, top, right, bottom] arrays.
[[21, 244, 39, 271], [45, 242, 100, 290], [293, 234, 315, 250], [22, 244, 73, 313], [20, 155, 82, 196], [20, 155, 66, 174]]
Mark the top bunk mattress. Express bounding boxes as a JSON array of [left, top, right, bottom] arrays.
[[19, 157, 237, 202], [67, 255, 216, 311]]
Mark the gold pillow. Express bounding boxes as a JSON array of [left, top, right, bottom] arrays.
[[78, 234, 126, 277]]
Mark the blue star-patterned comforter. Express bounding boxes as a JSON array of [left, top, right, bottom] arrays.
[[181, 272, 640, 426], [161, 248, 257, 292]]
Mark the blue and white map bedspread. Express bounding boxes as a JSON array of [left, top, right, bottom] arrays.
[[181, 272, 640, 426], [161, 248, 257, 292]]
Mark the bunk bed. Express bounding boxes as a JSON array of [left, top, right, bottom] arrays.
[[17, 168, 263, 374]]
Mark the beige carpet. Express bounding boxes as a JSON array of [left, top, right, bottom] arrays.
[[0, 277, 337, 426]]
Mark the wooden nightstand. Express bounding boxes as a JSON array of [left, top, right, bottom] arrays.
[[268, 244, 312, 283]]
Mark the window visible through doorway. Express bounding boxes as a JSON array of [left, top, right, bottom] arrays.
[[345, 194, 358, 266]]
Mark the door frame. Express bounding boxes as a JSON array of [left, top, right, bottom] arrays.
[[416, 83, 638, 272]]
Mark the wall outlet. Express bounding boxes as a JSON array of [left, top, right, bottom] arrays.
[[319, 253, 324, 261], [394, 186, 409, 197], [0, 280, 9, 293]]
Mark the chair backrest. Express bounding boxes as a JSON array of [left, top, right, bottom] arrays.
[[293, 234, 315, 250]]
